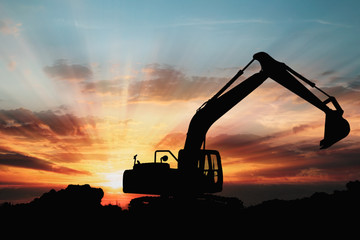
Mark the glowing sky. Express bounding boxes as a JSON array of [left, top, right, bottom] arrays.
[[1, 0, 360, 205]]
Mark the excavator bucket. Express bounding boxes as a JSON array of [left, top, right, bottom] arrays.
[[320, 110, 350, 149]]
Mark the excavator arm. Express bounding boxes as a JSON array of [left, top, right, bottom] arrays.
[[253, 52, 349, 149], [182, 52, 350, 170]]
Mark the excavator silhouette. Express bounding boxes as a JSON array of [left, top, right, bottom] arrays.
[[123, 52, 350, 195]]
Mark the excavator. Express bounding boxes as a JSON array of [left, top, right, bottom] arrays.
[[123, 52, 350, 195]]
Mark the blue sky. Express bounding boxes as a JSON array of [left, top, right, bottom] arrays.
[[2, 0, 360, 72], [0, 0, 357, 109]]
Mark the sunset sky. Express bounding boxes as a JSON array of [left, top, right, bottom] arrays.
[[1, 0, 360, 206]]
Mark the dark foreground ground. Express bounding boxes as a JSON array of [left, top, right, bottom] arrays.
[[1, 181, 359, 236]]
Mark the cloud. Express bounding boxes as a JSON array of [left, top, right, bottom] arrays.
[[348, 80, 360, 91], [320, 70, 336, 77], [305, 19, 352, 28], [0, 108, 93, 140], [0, 150, 90, 175], [35, 110, 90, 136], [173, 18, 272, 27], [212, 132, 360, 181], [297, 167, 326, 177], [341, 75, 360, 92], [155, 132, 186, 149], [0, 108, 53, 140], [0, 19, 21, 35], [128, 64, 227, 102], [79, 63, 258, 102], [0, 108, 102, 166], [323, 85, 360, 105], [44, 59, 92, 82], [312, 147, 360, 170], [206, 133, 301, 164], [81, 79, 123, 95], [292, 124, 313, 134]]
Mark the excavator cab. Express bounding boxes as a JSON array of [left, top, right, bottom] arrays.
[[178, 149, 223, 193]]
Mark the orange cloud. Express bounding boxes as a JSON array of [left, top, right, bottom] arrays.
[[0, 108, 95, 140], [0, 108, 100, 173], [0, 147, 89, 175]]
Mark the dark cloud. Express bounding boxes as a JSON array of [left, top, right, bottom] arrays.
[[208, 133, 263, 150], [0, 108, 93, 140], [320, 70, 336, 76], [321, 75, 360, 102], [312, 147, 360, 170], [207, 133, 304, 165], [321, 85, 360, 108], [44, 59, 92, 81], [210, 132, 360, 180], [0, 150, 90, 175], [35, 110, 88, 136], [346, 76, 360, 91], [0, 108, 53, 140]]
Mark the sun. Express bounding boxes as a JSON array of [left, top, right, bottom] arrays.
[[104, 172, 123, 189]]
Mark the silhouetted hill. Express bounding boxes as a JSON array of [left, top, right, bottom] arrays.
[[247, 180, 360, 217], [30, 184, 104, 209], [1, 181, 360, 233]]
